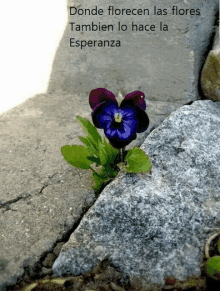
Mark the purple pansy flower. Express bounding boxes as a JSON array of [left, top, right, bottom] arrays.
[[89, 88, 149, 149]]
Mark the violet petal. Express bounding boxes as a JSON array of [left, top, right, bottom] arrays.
[[89, 88, 118, 110], [120, 91, 146, 110]]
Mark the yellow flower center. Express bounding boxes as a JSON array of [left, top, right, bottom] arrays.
[[114, 112, 122, 123]]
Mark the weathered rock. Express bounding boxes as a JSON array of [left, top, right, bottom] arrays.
[[201, 26, 220, 101], [52, 100, 220, 287], [48, 0, 218, 131]]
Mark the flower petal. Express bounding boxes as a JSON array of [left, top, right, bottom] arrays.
[[92, 101, 118, 129], [120, 105, 149, 133], [119, 107, 136, 121], [106, 132, 137, 149], [118, 121, 138, 140], [122, 117, 138, 136], [120, 91, 146, 110], [133, 105, 150, 133], [89, 88, 118, 110], [105, 127, 117, 139], [104, 112, 138, 149]]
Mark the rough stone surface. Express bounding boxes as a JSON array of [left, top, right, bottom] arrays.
[[52, 100, 220, 287], [48, 0, 218, 130], [0, 93, 99, 290], [201, 26, 220, 101]]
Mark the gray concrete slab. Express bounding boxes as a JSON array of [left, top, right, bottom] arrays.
[[0, 93, 97, 289]]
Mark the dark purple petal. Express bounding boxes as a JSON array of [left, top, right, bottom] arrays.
[[133, 105, 149, 133], [107, 133, 137, 149], [120, 91, 146, 110], [89, 88, 118, 110]]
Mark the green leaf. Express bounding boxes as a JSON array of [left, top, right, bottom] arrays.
[[78, 136, 91, 149], [125, 146, 144, 159], [98, 141, 109, 165], [99, 164, 119, 179], [91, 171, 103, 191], [79, 135, 99, 156], [87, 134, 100, 154], [76, 116, 102, 143], [124, 147, 152, 173], [61, 145, 93, 169], [98, 138, 119, 166], [91, 169, 112, 192], [77, 117, 103, 158], [125, 147, 139, 159], [206, 256, 220, 279], [103, 138, 119, 164], [77, 117, 118, 167], [87, 156, 102, 165]]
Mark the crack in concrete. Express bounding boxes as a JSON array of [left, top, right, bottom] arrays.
[[0, 193, 31, 212], [48, 173, 58, 179], [39, 185, 48, 194], [1, 173, 59, 213]]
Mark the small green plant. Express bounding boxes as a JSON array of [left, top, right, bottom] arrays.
[[61, 88, 152, 195], [205, 256, 220, 280], [61, 116, 151, 194], [204, 232, 220, 281]]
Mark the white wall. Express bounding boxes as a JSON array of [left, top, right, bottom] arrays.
[[0, 1, 67, 115]]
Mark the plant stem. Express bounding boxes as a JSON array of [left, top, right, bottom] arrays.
[[121, 147, 125, 163]]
